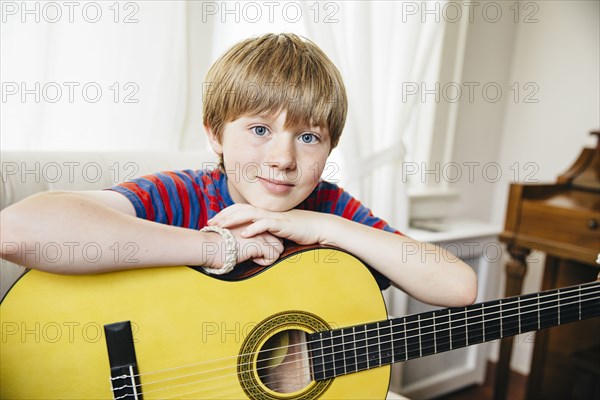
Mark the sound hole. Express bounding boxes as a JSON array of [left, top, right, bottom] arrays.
[[256, 329, 311, 394]]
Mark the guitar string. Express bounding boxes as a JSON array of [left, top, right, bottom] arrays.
[[114, 286, 599, 394], [117, 300, 600, 399], [119, 298, 600, 400], [116, 289, 600, 397], [114, 337, 321, 398], [110, 290, 599, 398], [118, 352, 311, 399], [118, 297, 600, 399], [160, 374, 309, 400], [119, 282, 598, 384]]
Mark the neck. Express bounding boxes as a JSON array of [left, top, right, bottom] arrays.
[[308, 281, 600, 380]]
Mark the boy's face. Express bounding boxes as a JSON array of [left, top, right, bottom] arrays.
[[207, 111, 331, 212]]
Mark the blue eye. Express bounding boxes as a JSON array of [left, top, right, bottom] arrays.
[[300, 133, 318, 144], [252, 126, 268, 136]]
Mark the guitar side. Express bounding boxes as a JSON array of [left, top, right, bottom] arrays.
[[0, 248, 390, 399]]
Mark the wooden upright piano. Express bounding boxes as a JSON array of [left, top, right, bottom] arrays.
[[496, 131, 600, 400]]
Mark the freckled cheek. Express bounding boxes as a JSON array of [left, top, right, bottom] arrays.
[[224, 143, 261, 175], [297, 159, 326, 185]]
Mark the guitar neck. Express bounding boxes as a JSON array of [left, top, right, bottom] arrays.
[[309, 281, 600, 380]]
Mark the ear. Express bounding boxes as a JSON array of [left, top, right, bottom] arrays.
[[205, 124, 223, 156]]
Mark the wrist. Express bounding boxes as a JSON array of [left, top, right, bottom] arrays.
[[316, 213, 346, 247], [197, 230, 224, 269], [200, 226, 238, 274]]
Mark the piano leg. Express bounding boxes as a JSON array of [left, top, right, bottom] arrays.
[[525, 255, 560, 399], [494, 245, 530, 400]]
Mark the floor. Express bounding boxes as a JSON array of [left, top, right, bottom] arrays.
[[433, 362, 527, 400]]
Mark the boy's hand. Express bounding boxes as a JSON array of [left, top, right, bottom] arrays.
[[207, 204, 329, 246], [204, 223, 284, 270]]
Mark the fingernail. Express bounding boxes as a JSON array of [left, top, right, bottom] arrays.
[[241, 229, 248, 237]]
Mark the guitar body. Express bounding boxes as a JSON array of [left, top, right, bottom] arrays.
[[0, 248, 390, 399]]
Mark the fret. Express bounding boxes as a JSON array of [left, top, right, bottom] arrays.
[[464, 307, 469, 346], [309, 282, 599, 380], [433, 309, 451, 353], [354, 325, 368, 372], [405, 314, 420, 360], [539, 290, 559, 329], [580, 283, 600, 320], [433, 312, 437, 354], [331, 329, 345, 377], [346, 327, 358, 373], [483, 300, 501, 341], [377, 322, 382, 365], [450, 308, 466, 350], [578, 286, 582, 321], [537, 292, 541, 331], [557, 289, 561, 325], [320, 330, 335, 379], [402, 319, 408, 360], [558, 287, 582, 325], [499, 299, 503, 337], [390, 318, 407, 362], [366, 323, 380, 368], [501, 298, 519, 337], [379, 320, 393, 365], [418, 315, 422, 358], [466, 304, 484, 346], [519, 292, 539, 333], [308, 332, 325, 381], [482, 305, 486, 342], [518, 296, 521, 333], [418, 311, 436, 358]]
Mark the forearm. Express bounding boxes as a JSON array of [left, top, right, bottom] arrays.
[[0, 192, 216, 274], [321, 215, 478, 307]]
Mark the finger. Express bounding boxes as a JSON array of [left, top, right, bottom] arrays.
[[252, 257, 273, 266], [208, 204, 251, 225], [252, 245, 282, 265], [241, 219, 286, 238], [252, 235, 283, 262], [238, 235, 280, 263], [262, 236, 284, 260], [215, 208, 267, 228], [268, 236, 285, 253]]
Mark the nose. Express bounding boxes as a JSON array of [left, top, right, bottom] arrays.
[[265, 136, 297, 171]]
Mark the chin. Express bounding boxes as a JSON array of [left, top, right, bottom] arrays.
[[256, 202, 295, 212], [249, 196, 299, 212]]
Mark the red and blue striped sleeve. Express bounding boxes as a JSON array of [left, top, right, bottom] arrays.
[[299, 181, 403, 235], [104, 169, 216, 230]]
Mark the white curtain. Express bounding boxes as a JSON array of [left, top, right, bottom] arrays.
[[1, 1, 189, 150], [301, 1, 445, 231], [2, 1, 445, 233]]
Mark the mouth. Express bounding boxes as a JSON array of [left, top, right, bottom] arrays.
[[258, 177, 295, 194]]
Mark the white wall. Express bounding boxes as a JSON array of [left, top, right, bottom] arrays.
[[450, 0, 599, 374], [493, 0, 599, 375]]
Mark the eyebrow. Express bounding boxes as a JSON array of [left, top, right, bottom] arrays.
[[242, 115, 324, 133]]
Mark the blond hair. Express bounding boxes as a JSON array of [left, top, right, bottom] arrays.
[[203, 33, 347, 150]]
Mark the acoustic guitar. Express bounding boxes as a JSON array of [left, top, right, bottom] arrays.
[[1, 247, 598, 399]]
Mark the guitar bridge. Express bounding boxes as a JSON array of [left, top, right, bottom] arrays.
[[104, 321, 143, 400]]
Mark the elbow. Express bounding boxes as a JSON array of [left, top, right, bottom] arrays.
[[0, 191, 65, 264], [0, 204, 24, 262], [455, 268, 478, 307]]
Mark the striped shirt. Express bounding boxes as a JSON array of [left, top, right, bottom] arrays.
[[108, 168, 401, 289]]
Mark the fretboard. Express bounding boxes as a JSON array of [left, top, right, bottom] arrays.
[[308, 281, 600, 381]]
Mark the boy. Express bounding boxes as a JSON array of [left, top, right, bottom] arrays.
[[0, 33, 476, 307]]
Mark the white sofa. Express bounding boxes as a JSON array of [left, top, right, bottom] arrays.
[[1, 150, 218, 298]]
